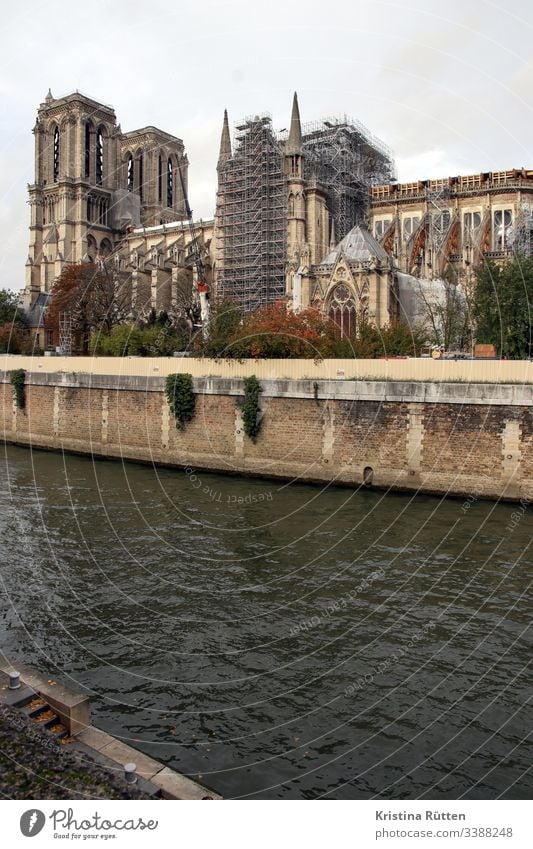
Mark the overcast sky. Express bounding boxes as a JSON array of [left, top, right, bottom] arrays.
[[1, 0, 532, 290]]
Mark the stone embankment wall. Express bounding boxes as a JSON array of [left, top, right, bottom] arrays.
[[1, 369, 532, 502]]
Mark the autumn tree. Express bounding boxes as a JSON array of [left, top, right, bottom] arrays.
[[0, 288, 30, 353], [195, 300, 423, 359], [45, 262, 131, 354]]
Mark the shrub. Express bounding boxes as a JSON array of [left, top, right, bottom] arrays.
[[242, 375, 262, 441], [165, 373, 195, 429], [91, 324, 186, 357], [10, 368, 26, 410]]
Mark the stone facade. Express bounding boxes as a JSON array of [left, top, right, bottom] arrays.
[[1, 371, 531, 503], [369, 170, 533, 283], [23, 90, 214, 325]]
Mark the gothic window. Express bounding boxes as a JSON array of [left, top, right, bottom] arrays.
[[85, 122, 91, 179], [167, 158, 173, 208], [463, 212, 482, 242], [53, 126, 60, 181], [288, 193, 295, 216], [96, 129, 104, 184], [127, 154, 134, 192], [494, 209, 513, 250], [100, 238, 112, 258], [403, 216, 420, 241], [158, 155, 163, 203], [87, 234, 97, 262], [138, 152, 144, 202], [327, 284, 357, 338], [374, 219, 392, 239]]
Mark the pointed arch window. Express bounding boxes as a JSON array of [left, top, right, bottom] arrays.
[[127, 154, 134, 192], [158, 155, 163, 203], [138, 152, 144, 202], [96, 129, 104, 184], [84, 122, 91, 179], [327, 284, 357, 339], [53, 126, 60, 181], [167, 158, 173, 208]]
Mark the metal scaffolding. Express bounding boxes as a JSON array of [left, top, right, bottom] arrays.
[[59, 311, 72, 355], [215, 112, 395, 311], [300, 117, 395, 241], [216, 115, 287, 312], [510, 203, 533, 257]]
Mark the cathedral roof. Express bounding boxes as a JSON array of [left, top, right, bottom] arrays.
[[320, 224, 388, 265]]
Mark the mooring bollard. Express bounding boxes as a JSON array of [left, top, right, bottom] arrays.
[[124, 762, 137, 785], [8, 670, 21, 690]]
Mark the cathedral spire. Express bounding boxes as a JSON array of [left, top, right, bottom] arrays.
[[218, 109, 232, 166], [286, 92, 303, 155]]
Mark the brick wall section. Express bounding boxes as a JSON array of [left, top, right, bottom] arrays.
[[333, 401, 409, 474], [107, 389, 162, 450], [0, 373, 531, 502], [421, 405, 505, 482], [519, 409, 533, 501], [0, 382, 13, 433], [167, 394, 236, 460], [58, 386, 103, 444], [15, 386, 56, 439], [244, 398, 324, 468]]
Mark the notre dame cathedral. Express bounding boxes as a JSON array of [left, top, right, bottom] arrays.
[[22, 89, 213, 329], [22, 88, 533, 348]]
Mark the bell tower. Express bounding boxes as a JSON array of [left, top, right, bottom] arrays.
[[25, 90, 120, 302]]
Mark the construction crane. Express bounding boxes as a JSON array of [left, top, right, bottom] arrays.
[[175, 159, 210, 333]]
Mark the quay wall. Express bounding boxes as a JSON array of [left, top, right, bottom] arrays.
[[1, 363, 532, 502]]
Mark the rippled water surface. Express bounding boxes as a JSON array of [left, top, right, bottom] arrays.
[[0, 444, 531, 799]]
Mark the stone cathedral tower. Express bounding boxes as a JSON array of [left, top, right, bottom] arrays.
[[23, 90, 188, 309]]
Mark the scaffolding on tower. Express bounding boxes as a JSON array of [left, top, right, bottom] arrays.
[[59, 311, 72, 356], [215, 110, 395, 311], [216, 115, 287, 312]]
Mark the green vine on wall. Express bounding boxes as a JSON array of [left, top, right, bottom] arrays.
[[165, 373, 196, 430], [242, 375, 263, 442], [10, 368, 26, 410]]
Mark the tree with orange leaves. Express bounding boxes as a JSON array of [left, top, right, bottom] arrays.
[[45, 262, 131, 354]]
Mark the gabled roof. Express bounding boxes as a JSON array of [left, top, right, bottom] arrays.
[[320, 224, 388, 266]]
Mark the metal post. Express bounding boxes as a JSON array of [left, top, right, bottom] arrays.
[[8, 670, 21, 690], [124, 762, 137, 785]]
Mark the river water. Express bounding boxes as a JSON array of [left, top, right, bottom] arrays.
[[0, 444, 531, 799]]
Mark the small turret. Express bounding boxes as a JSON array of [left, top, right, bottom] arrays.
[[44, 88, 54, 105], [218, 109, 232, 167]]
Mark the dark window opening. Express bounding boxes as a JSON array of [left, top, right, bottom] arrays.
[[53, 126, 60, 181], [139, 153, 143, 203], [167, 158, 173, 208], [127, 154, 134, 192], [96, 129, 104, 184], [85, 123, 91, 179]]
